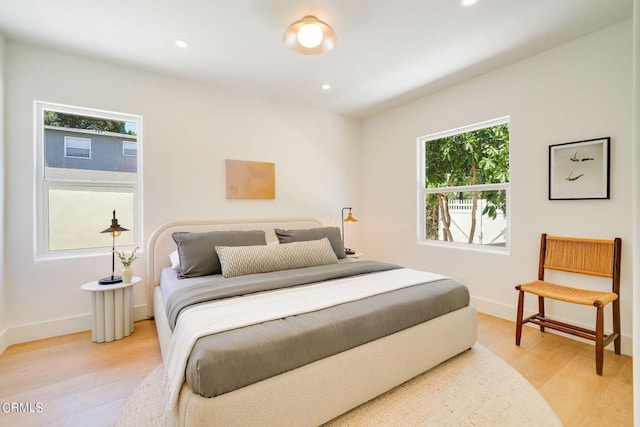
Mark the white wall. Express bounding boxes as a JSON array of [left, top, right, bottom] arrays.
[[0, 33, 7, 352], [631, 0, 639, 417], [362, 21, 634, 354], [2, 41, 362, 349]]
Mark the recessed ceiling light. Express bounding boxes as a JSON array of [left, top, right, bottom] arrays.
[[461, 0, 478, 6], [321, 83, 331, 90], [175, 39, 189, 48]]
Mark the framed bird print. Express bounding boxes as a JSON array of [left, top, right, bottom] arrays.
[[549, 137, 610, 200]]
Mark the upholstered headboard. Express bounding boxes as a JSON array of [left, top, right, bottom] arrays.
[[146, 218, 323, 293]]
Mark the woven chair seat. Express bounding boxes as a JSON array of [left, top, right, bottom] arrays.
[[519, 280, 617, 306]]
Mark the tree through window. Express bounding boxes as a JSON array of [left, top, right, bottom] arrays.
[[419, 118, 509, 248]]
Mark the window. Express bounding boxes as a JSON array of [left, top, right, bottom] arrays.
[[64, 136, 91, 159], [418, 117, 510, 249], [36, 102, 142, 257], [123, 141, 137, 157]]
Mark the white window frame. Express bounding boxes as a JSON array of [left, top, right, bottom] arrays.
[[35, 101, 143, 259], [122, 141, 137, 157], [417, 116, 510, 253], [64, 136, 92, 159]]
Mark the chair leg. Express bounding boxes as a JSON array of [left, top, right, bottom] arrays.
[[595, 305, 604, 376], [515, 290, 525, 346], [613, 299, 621, 355], [537, 296, 545, 333]]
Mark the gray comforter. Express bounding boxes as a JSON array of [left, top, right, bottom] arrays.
[[166, 260, 403, 330], [167, 261, 470, 398]]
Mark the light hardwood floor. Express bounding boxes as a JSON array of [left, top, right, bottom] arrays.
[[477, 312, 633, 426], [0, 320, 161, 427], [0, 314, 633, 426]]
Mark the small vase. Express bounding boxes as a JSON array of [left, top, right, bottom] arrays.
[[121, 266, 133, 284]]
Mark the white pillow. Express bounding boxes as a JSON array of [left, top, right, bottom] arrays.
[[169, 250, 181, 271], [215, 238, 338, 278]]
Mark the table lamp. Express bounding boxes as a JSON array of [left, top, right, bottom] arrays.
[[341, 207, 358, 255], [99, 210, 129, 285]]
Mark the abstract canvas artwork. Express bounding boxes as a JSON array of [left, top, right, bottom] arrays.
[[225, 159, 275, 199]]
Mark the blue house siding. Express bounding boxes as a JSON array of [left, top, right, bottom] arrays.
[[45, 127, 137, 173]]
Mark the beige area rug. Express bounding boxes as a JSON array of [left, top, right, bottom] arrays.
[[116, 344, 561, 426]]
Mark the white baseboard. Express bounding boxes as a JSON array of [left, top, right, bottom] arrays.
[[471, 295, 633, 356], [0, 303, 150, 355], [470, 295, 516, 322]]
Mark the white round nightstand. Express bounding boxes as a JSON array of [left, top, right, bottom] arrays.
[[81, 277, 141, 343]]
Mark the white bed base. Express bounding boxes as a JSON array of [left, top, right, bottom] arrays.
[[148, 218, 477, 426]]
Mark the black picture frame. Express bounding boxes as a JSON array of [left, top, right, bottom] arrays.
[[548, 137, 610, 200]]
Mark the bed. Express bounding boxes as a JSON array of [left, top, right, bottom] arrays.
[[147, 218, 477, 426]]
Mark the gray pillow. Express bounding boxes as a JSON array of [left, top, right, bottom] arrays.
[[274, 227, 346, 259], [172, 230, 266, 278]]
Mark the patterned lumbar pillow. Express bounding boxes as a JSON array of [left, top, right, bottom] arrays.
[[215, 238, 338, 278]]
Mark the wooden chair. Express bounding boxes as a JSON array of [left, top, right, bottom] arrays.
[[515, 233, 622, 375]]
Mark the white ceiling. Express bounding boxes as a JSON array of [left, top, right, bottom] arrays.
[[0, 0, 633, 118]]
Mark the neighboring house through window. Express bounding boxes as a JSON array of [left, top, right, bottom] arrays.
[[418, 117, 510, 250], [35, 102, 142, 256]]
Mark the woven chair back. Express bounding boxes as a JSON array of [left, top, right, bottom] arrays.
[[543, 236, 615, 278]]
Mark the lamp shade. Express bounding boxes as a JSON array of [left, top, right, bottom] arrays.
[[101, 210, 129, 235], [283, 15, 337, 55], [343, 211, 358, 223]]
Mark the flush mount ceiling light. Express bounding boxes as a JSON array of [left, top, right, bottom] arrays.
[[283, 15, 337, 55]]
